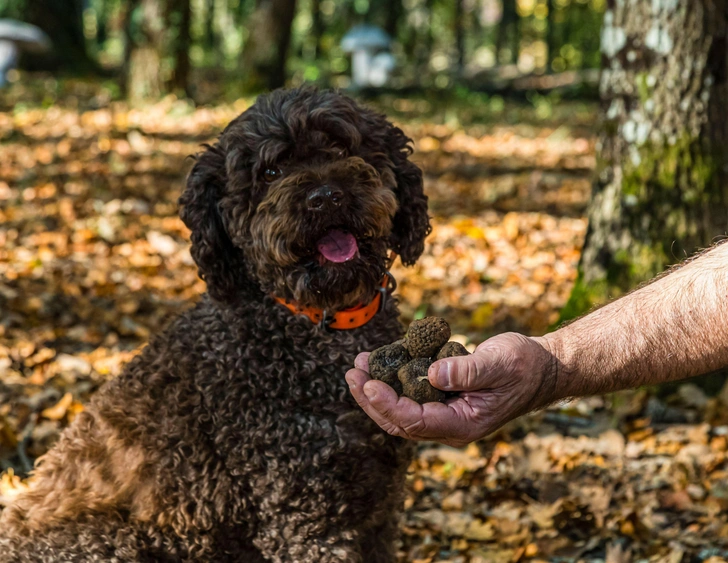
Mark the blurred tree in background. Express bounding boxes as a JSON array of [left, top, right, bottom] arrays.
[[563, 0, 728, 318], [0, 0, 607, 100], [21, 0, 95, 72], [124, 0, 167, 102], [240, 0, 298, 91]]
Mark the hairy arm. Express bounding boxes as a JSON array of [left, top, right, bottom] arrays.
[[546, 241, 728, 398], [347, 242, 728, 446]]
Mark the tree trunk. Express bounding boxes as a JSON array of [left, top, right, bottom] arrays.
[[563, 0, 728, 319], [204, 0, 219, 60], [423, 0, 435, 63], [385, 0, 403, 39], [236, 0, 250, 26], [496, 0, 518, 65], [96, 0, 110, 48], [126, 0, 167, 104], [171, 0, 192, 96], [240, 0, 298, 91], [311, 0, 323, 59], [454, 0, 465, 72], [23, 0, 95, 72], [546, 0, 557, 70]]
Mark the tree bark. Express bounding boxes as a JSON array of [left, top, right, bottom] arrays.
[[204, 0, 214, 47], [454, 0, 465, 72], [171, 0, 192, 96], [546, 0, 557, 70], [96, 0, 110, 48], [423, 0, 435, 64], [563, 0, 728, 319], [204, 0, 220, 63], [125, 0, 166, 104], [240, 0, 298, 91], [311, 0, 323, 59], [495, 0, 518, 65], [385, 0, 403, 39]]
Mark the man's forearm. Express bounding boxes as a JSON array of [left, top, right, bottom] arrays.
[[544, 242, 728, 401]]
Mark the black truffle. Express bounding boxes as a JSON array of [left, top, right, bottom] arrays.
[[398, 358, 446, 404], [403, 317, 451, 358], [368, 340, 410, 395], [436, 341, 470, 360]]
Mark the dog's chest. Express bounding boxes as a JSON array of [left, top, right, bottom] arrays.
[[228, 309, 397, 402], [202, 313, 401, 466]]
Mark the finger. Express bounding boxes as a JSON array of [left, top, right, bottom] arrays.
[[345, 367, 371, 390], [346, 371, 407, 436], [354, 352, 371, 372], [428, 352, 496, 392], [348, 368, 497, 445], [363, 384, 485, 444]]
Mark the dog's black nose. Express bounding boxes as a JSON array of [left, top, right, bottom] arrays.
[[307, 186, 345, 211]]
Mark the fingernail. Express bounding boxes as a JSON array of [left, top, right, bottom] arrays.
[[436, 362, 451, 389], [364, 386, 377, 401]]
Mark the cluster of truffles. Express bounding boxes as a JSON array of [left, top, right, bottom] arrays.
[[368, 317, 469, 404]]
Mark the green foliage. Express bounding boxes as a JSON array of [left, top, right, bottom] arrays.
[[557, 242, 668, 325], [556, 269, 605, 325], [2, 0, 608, 99], [621, 135, 718, 218], [0, 0, 26, 19]]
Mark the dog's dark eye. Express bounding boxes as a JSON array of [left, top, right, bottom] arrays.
[[333, 145, 348, 158], [263, 168, 282, 183]]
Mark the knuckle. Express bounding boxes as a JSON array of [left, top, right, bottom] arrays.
[[379, 404, 399, 420], [383, 423, 405, 438], [401, 418, 426, 437], [464, 356, 485, 389]]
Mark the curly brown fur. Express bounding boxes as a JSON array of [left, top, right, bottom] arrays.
[[180, 87, 429, 311], [0, 87, 431, 562]]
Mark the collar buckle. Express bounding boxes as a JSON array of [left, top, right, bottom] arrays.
[[377, 270, 397, 313], [319, 309, 334, 330]]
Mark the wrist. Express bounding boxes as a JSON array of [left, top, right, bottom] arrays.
[[533, 332, 569, 407]]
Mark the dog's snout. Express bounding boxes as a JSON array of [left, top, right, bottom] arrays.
[[307, 186, 345, 211]]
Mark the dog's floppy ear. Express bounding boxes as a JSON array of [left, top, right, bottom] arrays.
[[386, 125, 431, 266], [179, 144, 250, 302]]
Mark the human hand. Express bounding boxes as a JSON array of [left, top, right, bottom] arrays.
[[345, 332, 559, 448]]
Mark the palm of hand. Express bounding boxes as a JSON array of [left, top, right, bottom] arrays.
[[346, 333, 554, 448]]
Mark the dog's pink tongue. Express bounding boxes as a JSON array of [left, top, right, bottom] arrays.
[[317, 230, 358, 263]]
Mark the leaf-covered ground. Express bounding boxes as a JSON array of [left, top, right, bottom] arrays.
[[2, 82, 728, 562]]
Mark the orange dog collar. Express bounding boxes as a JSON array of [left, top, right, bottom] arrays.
[[274, 273, 395, 330]]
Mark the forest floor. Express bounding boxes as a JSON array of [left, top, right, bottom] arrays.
[[2, 81, 728, 562]]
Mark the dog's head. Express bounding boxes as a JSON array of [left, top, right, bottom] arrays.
[[180, 87, 431, 310]]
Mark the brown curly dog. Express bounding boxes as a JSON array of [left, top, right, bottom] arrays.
[[0, 87, 431, 562]]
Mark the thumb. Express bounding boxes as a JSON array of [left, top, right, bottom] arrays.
[[428, 349, 498, 392]]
